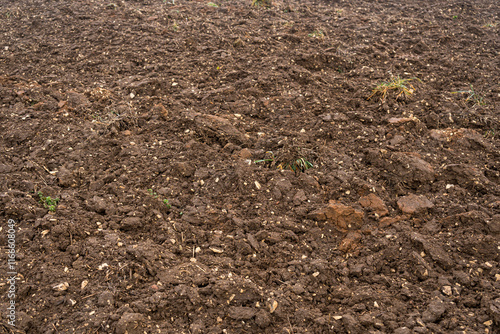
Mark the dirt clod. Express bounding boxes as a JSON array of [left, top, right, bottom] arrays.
[[310, 200, 364, 230], [228, 306, 257, 320], [422, 298, 447, 323], [398, 194, 434, 215], [115, 313, 146, 334], [359, 193, 389, 217]]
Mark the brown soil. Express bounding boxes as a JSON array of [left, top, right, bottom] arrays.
[[1, 0, 499, 333]]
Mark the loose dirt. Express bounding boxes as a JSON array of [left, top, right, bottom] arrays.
[[0, 0, 499, 333]]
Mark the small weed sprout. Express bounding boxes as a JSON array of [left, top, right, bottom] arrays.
[[207, 2, 219, 7], [279, 158, 313, 173], [252, 0, 272, 8], [308, 30, 325, 38], [147, 189, 159, 198], [484, 128, 497, 139], [368, 76, 420, 102], [255, 151, 313, 174], [149, 189, 171, 209], [37, 192, 60, 212], [452, 15, 458, 19], [451, 84, 486, 106], [163, 199, 172, 209], [171, 21, 179, 31], [254, 151, 277, 166]]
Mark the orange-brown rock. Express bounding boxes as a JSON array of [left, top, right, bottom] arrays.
[[309, 200, 364, 230], [378, 216, 399, 228], [358, 193, 389, 217], [338, 231, 362, 253]]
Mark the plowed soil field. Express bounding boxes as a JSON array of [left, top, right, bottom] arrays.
[[0, 0, 499, 333]]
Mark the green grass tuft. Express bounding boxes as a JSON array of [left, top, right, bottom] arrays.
[[368, 76, 420, 102]]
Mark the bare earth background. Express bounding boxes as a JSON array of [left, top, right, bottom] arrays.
[[0, 0, 499, 333]]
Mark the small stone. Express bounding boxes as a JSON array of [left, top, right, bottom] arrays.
[[388, 117, 417, 124], [209, 246, 224, 253], [98, 263, 109, 270], [442, 286, 452, 296], [269, 300, 278, 313], [52, 282, 69, 291]]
